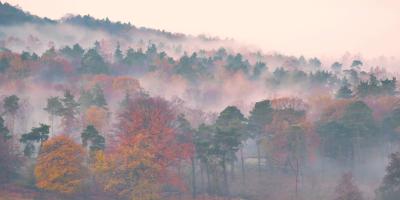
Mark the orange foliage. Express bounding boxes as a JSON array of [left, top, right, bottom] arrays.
[[34, 135, 87, 194], [84, 106, 109, 133], [111, 76, 141, 93], [95, 96, 190, 199]]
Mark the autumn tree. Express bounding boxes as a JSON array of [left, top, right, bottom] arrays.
[[84, 106, 109, 133], [97, 96, 187, 200], [34, 135, 87, 194], [334, 172, 363, 200]]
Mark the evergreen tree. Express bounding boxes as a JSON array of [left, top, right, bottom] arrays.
[[336, 85, 353, 99], [60, 90, 80, 135], [81, 125, 105, 153], [114, 42, 123, 64], [248, 100, 274, 174], [20, 124, 50, 157], [91, 84, 107, 108], [378, 152, 400, 200], [0, 117, 10, 140], [214, 106, 246, 195], [44, 97, 64, 135], [80, 48, 109, 74]]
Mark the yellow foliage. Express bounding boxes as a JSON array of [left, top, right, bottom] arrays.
[[94, 134, 162, 200], [34, 135, 87, 194]]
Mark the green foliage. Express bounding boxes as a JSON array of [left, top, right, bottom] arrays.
[[226, 54, 249, 74], [20, 124, 50, 156], [80, 48, 109, 74], [336, 85, 353, 99], [331, 62, 342, 72], [78, 84, 107, 111], [114, 43, 123, 64], [44, 97, 64, 116], [0, 57, 10, 72], [356, 75, 396, 97], [252, 62, 266, 79], [317, 101, 378, 164], [0, 117, 10, 140], [214, 106, 246, 160], [378, 152, 400, 200], [308, 57, 321, 68], [81, 125, 105, 152], [60, 90, 80, 134], [351, 60, 363, 69], [248, 100, 273, 140], [3, 95, 19, 115]]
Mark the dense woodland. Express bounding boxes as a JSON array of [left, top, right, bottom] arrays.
[[1, 2, 400, 200]]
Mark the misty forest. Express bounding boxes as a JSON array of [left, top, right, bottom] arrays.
[[1, 1, 400, 200]]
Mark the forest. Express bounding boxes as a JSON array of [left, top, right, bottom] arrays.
[[1, 1, 400, 200]]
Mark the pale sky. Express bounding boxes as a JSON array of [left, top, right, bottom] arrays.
[[4, 0, 400, 58]]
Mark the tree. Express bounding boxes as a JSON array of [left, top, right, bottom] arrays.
[[331, 62, 342, 73], [334, 172, 363, 200], [175, 114, 196, 198], [84, 106, 109, 133], [44, 97, 64, 135], [98, 96, 188, 200], [81, 125, 105, 153], [317, 101, 377, 167], [3, 95, 19, 115], [114, 42, 123, 64], [351, 60, 363, 69], [0, 117, 17, 183], [214, 106, 246, 195], [91, 84, 107, 108], [34, 135, 87, 194], [60, 90, 80, 135], [336, 85, 353, 99], [248, 100, 273, 175], [378, 152, 400, 200], [252, 62, 267, 79], [80, 48, 109, 74], [2, 95, 19, 137], [20, 124, 50, 157], [0, 116, 11, 140]]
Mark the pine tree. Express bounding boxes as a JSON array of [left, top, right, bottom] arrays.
[[44, 97, 64, 135], [60, 90, 80, 135], [91, 84, 107, 108], [114, 42, 123, 64], [378, 152, 400, 200], [20, 124, 50, 157]]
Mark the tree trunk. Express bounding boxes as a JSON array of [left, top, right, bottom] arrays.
[[295, 158, 299, 200], [191, 157, 196, 199], [200, 163, 204, 193], [50, 114, 54, 136], [222, 154, 229, 196], [257, 141, 261, 176], [240, 147, 245, 185], [206, 162, 211, 195]]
